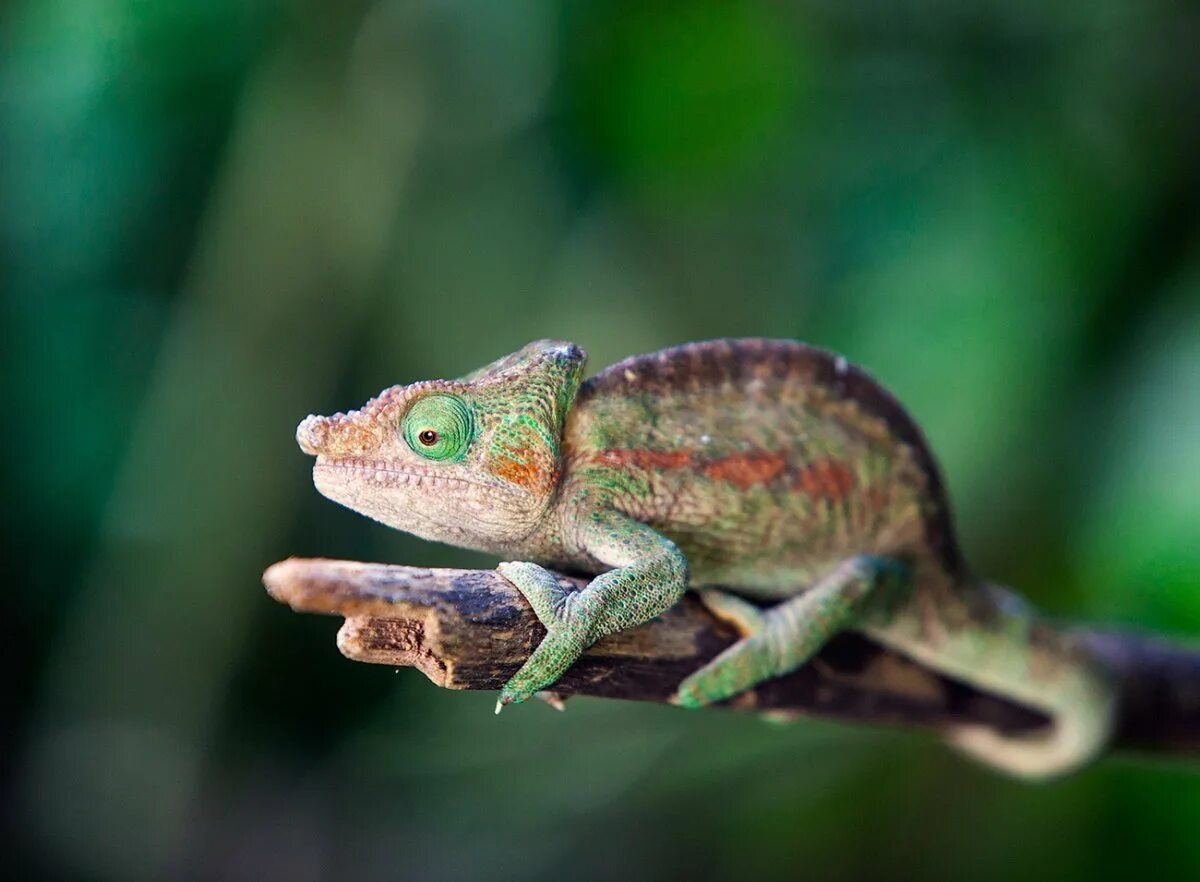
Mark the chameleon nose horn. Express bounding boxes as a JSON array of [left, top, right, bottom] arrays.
[[296, 414, 330, 455]]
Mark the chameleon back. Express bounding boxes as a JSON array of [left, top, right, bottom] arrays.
[[562, 339, 966, 596]]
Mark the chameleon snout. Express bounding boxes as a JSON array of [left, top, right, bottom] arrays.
[[296, 414, 332, 455], [296, 412, 383, 457]]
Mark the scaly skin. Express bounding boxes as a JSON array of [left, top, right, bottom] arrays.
[[297, 339, 1116, 778]]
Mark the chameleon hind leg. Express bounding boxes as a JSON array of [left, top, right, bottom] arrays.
[[675, 555, 908, 708]]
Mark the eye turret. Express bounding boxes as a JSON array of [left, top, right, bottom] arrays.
[[402, 395, 474, 462]]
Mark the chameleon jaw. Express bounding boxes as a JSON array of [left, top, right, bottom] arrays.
[[310, 455, 552, 555], [313, 456, 497, 492], [310, 456, 490, 541]]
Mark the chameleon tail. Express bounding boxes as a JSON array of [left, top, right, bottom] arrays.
[[869, 582, 1118, 779], [943, 625, 1116, 780]]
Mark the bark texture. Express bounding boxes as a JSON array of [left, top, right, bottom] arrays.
[[264, 557, 1200, 754]]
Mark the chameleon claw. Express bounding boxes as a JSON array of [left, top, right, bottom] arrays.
[[670, 683, 705, 709], [536, 690, 568, 711], [495, 684, 531, 714]]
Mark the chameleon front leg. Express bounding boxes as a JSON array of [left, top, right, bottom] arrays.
[[675, 555, 908, 708], [496, 512, 688, 711]]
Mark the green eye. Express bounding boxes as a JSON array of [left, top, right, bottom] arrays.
[[402, 394, 474, 461]]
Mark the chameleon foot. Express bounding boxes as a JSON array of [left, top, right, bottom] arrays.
[[496, 561, 594, 710]]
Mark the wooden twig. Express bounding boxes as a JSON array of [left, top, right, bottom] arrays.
[[263, 558, 1200, 755]]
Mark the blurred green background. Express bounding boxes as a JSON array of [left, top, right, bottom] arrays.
[[4, 1, 1199, 879]]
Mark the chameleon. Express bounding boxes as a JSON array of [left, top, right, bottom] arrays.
[[296, 339, 1116, 778]]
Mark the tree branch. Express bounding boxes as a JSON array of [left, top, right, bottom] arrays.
[[263, 557, 1200, 755]]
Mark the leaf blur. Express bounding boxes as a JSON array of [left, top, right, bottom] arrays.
[[3, 1, 1198, 880]]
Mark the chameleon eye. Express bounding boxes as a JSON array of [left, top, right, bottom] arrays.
[[402, 394, 473, 462]]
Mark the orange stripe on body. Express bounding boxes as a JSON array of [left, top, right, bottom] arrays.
[[592, 449, 696, 471], [793, 457, 856, 501], [701, 451, 788, 490], [591, 448, 789, 491]]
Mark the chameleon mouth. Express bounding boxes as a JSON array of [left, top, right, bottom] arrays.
[[314, 456, 496, 491], [317, 456, 430, 485]]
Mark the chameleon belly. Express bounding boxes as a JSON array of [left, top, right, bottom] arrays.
[[562, 339, 962, 597]]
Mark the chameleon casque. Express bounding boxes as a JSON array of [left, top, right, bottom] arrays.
[[296, 339, 1116, 778]]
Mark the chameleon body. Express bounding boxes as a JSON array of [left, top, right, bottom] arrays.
[[297, 339, 1115, 778]]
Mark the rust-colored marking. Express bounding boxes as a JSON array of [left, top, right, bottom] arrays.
[[593, 449, 696, 471], [702, 451, 788, 490], [793, 458, 856, 501], [489, 446, 551, 490], [591, 448, 790, 491]]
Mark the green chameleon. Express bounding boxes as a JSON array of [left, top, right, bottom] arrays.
[[296, 339, 1115, 778]]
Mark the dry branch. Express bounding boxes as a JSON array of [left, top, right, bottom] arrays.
[[264, 557, 1200, 756]]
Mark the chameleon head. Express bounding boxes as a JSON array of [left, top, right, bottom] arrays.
[[296, 340, 586, 552]]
